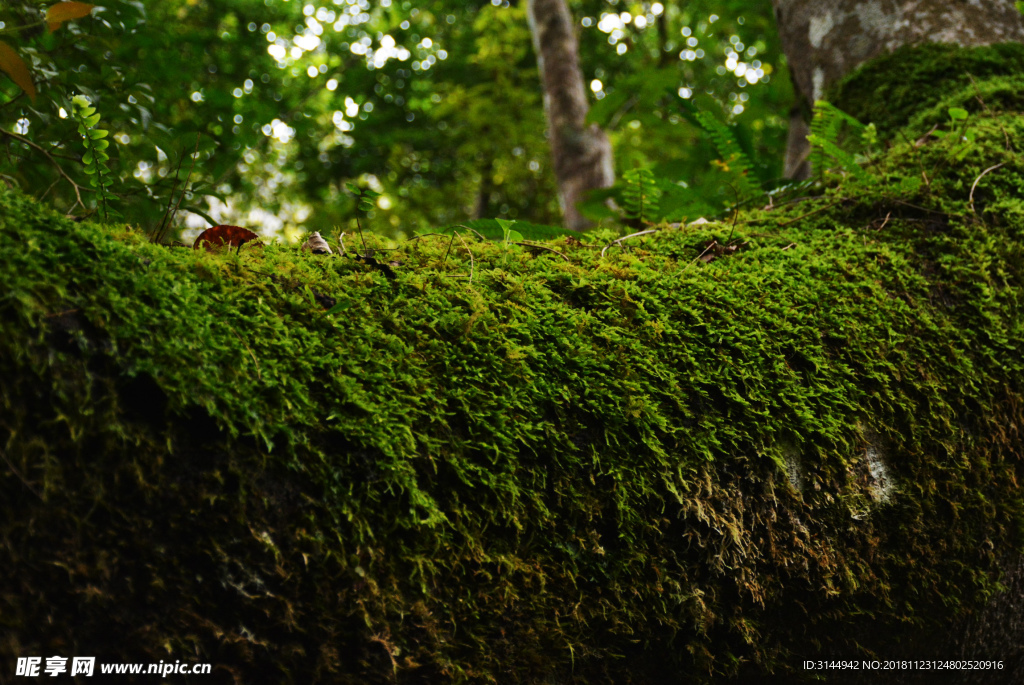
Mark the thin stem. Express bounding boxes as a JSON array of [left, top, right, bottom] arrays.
[[601, 229, 660, 258], [969, 162, 1005, 213], [0, 127, 86, 210], [158, 134, 201, 243], [514, 241, 570, 262]]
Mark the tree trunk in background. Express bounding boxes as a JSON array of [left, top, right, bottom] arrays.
[[473, 158, 494, 220], [527, 0, 614, 231], [773, 0, 1024, 177]]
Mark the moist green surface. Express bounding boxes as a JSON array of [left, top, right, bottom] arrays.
[[1, 45, 1023, 683]]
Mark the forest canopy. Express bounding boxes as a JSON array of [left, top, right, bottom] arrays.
[[0, 0, 791, 241]]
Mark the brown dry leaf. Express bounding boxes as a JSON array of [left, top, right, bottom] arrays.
[[193, 225, 260, 251], [0, 41, 35, 103], [45, 2, 95, 31]]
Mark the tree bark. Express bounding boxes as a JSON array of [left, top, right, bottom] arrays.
[[773, 0, 1024, 178], [527, 0, 614, 231]]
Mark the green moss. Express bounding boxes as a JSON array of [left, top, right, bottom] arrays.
[[1, 48, 1024, 683], [830, 42, 1024, 136]]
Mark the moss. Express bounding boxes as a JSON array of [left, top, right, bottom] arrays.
[[830, 42, 1024, 137], [1, 46, 1024, 683]]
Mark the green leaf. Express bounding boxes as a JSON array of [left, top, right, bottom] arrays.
[[83, 151, 94, 165], [88, 128, 108, 139], [325, 301, 352, 316], [948, 107, 969, 120]]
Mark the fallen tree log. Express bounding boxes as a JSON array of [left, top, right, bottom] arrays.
[[1, 44, 1023, 684]]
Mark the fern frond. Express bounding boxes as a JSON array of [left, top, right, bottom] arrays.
[[808, 101, 872, 181], [71, 94, 117, 220], [806, 134, 871, 181], [695, 111, 761, 199], [621, 167, 661, 223]]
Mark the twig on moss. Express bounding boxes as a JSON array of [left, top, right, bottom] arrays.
[[336, 231, 348, 256], [969, 162, 1006, 213], [355, 216, 369, 255], [514, 241, 570, 262], [913, 124, 940, 147], [872, 211, 892, 232], [601, 229, 660, 258], [441, 231, 457, 267], [686, 240, 718, 269], [404, 232, 448, 242], [454, 224, 487, 242]]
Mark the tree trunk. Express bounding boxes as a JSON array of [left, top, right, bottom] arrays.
[[473, 158, 494, 220], [773, 0, 1024, 177], [527, 0, 614, 231]]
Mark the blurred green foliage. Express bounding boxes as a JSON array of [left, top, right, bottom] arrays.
[[0, 0, 790, 239]]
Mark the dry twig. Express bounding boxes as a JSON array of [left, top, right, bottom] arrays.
[[601, 229, 660, 258], [515, 241, 570, 262], [969, 162, 1006, 213], [0, 126, 87, 211]]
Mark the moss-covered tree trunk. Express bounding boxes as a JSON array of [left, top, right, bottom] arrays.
[[2, 42, 1024, 685], [527, 0, 614, 231], [774, 0, 1024, 177]]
